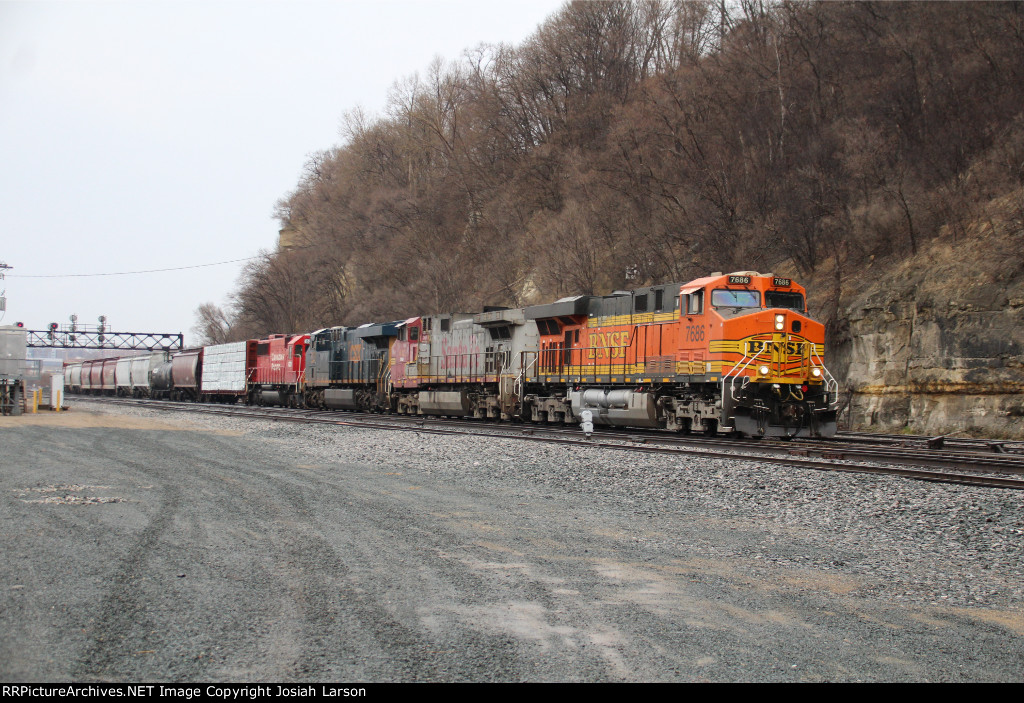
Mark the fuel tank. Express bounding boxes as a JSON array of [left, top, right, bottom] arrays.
[[569, 389, 659, 428]]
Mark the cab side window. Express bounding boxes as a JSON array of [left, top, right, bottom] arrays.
[[688, 290, 704, 315]]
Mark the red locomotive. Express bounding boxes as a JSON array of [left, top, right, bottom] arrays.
[[250, 334, 310, 407]]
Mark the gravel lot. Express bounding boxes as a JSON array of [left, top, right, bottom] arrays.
[[2, 400, 1022, 682]]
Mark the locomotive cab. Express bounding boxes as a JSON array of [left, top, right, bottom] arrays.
[[693, 272, 838, 438]]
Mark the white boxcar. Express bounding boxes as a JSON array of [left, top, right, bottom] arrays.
[[201, 341, 255, 400]]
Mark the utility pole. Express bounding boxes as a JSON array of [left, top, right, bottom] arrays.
[[0, 261, 11, 315]]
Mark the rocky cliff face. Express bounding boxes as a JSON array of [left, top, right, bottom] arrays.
[[830, 198, 1024, 438]]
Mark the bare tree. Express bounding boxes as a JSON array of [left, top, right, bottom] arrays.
[[221, 0, 1024, 331], [191, 302, 236, 345]]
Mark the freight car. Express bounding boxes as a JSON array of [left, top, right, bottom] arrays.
[[171, 348, 203, 401], [130, 351, 170, 398], [63, 335, 309, 408], [115, 357, 131, 396], [64, 362, 82, 394], [100, 358, 117, 395], [82, 359, 100, 394], [149, 348, 202, 401], [201, 340, 258, 403]]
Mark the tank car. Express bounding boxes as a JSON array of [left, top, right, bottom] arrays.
[[521, 272, 837, 438], [150, 358, 173, 399], [148, 348, 201, 401]]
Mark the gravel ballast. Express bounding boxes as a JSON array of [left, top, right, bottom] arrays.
[[2, 400, 1022, 682]]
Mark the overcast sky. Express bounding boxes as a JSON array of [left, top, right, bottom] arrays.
[[0, 0, 564, 340]]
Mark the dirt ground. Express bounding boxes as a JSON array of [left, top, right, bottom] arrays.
[[0, 408, 240, 434]]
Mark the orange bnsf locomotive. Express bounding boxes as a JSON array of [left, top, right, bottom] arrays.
[[520, 272, 837, 438]]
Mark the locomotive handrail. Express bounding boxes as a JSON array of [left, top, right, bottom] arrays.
[[514, 351, 537, 400], [725, 350, 761, 401], [811, 348, 839, 405], [377, 362, 391, 397], [415, 352, 495, 385], [536, 343, 628, 377]]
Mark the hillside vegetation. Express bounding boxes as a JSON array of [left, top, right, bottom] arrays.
[[197, 0, 1024, 349]]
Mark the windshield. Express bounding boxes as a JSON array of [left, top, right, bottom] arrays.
[[712, 289, 761, 308], [765, 291, 805, 312]]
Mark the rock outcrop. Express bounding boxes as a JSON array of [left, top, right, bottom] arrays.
[[831, 196, 1024, 438]]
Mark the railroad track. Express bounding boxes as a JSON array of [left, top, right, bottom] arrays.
[[834, 429, 1024, 454], [72, 396, 1024, 490]]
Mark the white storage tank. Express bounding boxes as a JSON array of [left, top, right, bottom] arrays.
[[0, 325, 27, 379]]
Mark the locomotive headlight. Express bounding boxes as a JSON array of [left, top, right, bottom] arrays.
[[758, 365, 770, 376], [811, 367, 822, 378], [774, 314, 785, 331]]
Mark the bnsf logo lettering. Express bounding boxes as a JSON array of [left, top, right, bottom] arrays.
[[586, 331, 629, 359], [746, 340, 805, 355]]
